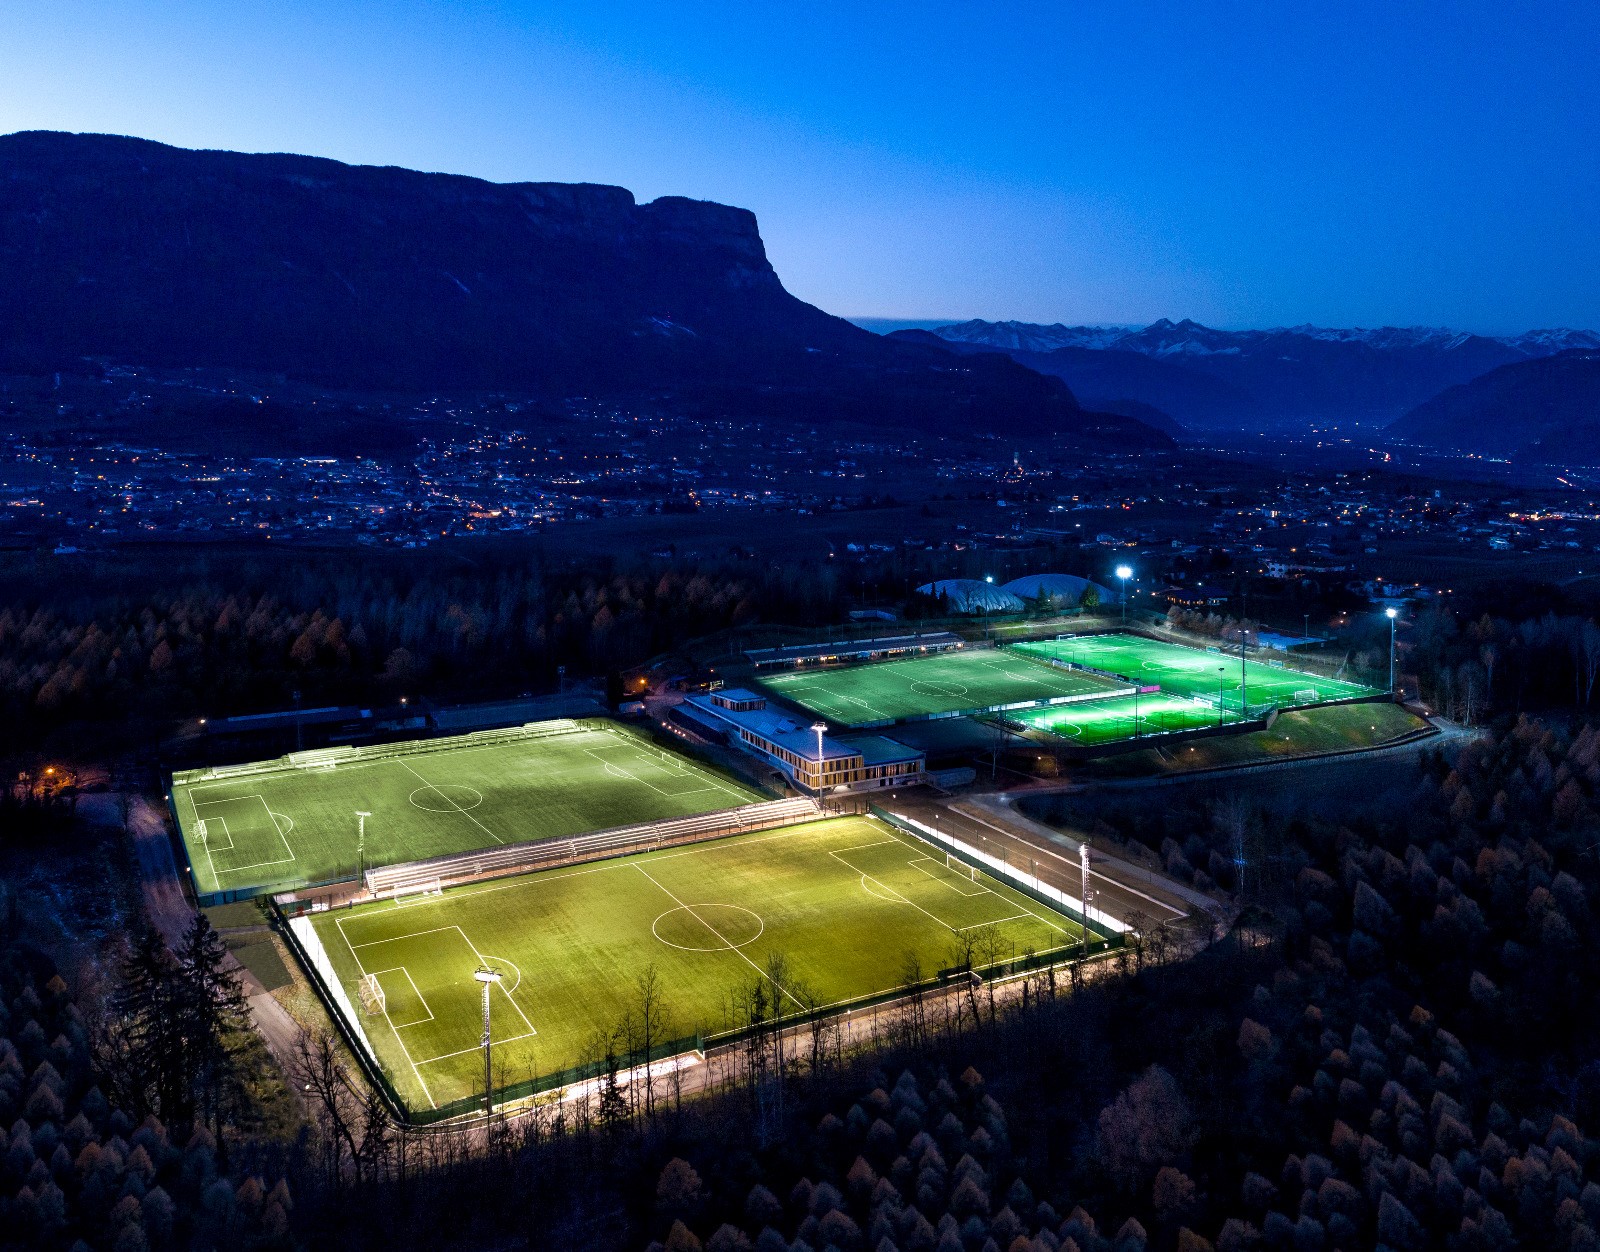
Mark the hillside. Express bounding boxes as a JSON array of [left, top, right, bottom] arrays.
[[0, 131, 1170, 448], [1387, 349, 1600, 460], [923, 318, 1600, 430]]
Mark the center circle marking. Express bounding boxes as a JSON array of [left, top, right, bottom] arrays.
[[409, 784, 484, 812], [652, 904, 765, 952]]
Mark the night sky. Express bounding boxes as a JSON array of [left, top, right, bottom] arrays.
[[6, 1, 1597, 331]]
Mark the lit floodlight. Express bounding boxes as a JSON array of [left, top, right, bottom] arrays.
[[1385, 607, 1398, 618], [474, 968, 503, 984], [1115, 565, 1133, 580], [984, 574, 994, 583]]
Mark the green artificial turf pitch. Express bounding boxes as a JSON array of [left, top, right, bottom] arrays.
[[755, 648, 1125, 726], [310, 815, 1084, 1112], [171, 722, 764, 900], [1011, 633, 1377, 709], [1010, 691, 1234, 745]]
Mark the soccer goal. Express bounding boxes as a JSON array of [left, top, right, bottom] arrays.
[[392, 877, 443, 904], [194, 819, 208, 844], [1293, 688, 1320, 704], [945, 853, 977, 882], [358, 972, 385, 1017]]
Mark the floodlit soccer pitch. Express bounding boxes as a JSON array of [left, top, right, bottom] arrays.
[[1012, 633, 1378, 710], [1009, 691, 1232, 745], [170, 722, 764, 900], [755, 648, 1125, 726], [310, 815, 1085, 1112]]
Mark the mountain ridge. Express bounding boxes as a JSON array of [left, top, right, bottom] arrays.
[[0, 130, 1172, 449]]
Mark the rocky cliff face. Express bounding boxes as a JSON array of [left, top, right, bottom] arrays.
[[0, 131, 1171, 447]]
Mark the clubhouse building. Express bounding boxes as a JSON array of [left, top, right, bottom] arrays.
[[671, 687, 925, 795]]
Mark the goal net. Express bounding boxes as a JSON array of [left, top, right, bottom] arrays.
[[392, 877, 443, 904], [945, 853, 977, 882], [194, 819, 208, 844], [1294, 688, 1320, 705], [358, 972, 385, 1017]]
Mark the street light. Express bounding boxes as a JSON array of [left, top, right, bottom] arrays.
[[1385, 607, 1399, 694], [474, 967, 503, 1115], [1115, 565, 1133, 625]]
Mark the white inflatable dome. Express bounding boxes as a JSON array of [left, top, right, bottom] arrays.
[[915, 579, 1026, 614], [1002, 573, 1112, 604]]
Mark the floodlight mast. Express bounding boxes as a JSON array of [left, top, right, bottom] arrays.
[[1079, 841, 1092, 959], [1385, 607, 1399, 693], [355, 811, 371, 876], [811, 722, 828, 792], [474, 967, 502, 1115], [1116, 565, 1133, 625]]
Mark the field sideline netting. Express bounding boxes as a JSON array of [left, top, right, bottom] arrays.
[[364, 796, 823, 897]]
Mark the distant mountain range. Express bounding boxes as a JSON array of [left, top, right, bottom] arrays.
[[0, 131, 1171, 450], [902, 318, 1600, 433], [1387, 349, 1600, 463]]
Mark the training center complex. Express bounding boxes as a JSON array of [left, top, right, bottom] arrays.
[[168, 718, 1124, 1123], [743, 628, 1385, 758]]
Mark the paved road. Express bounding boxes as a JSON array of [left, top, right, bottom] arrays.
[[121, 793, 306, 1086]]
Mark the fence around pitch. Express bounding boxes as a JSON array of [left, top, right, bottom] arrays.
[[363, 797, 823, 897], [870, 804, 1129, 938], [274, 812, 1120, 1126]]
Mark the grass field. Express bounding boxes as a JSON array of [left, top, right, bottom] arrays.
[[308, 815, 1084, 1112], [1009, 691, 1233, 745], [755, 648, 1125, 726], [1012, 633, 1378, 709], [171, 722, 764, 900], [1069, 702, 1430, 779]]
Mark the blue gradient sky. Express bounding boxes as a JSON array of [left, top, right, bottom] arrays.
[[4, 2, 1597, 332]]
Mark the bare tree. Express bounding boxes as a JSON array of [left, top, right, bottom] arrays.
[[292, 1028, 364, 1189]]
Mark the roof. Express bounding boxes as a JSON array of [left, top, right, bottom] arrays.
[[838, 734, 922, 766], [1001, 573, 1112, 602], [682, 692, 857, 762], [745, 631, 963, 665], [914, 579, 1026, 614]]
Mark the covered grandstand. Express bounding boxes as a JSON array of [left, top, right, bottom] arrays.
[[914, 579, 1026, 614]]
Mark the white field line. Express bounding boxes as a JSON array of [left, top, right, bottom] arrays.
[[343, 921, 539, 1068], [398, 757, 506, 845], [194, 794, 297, 874], [368, 966, 435, 1027], [630, 863, 806, 1012], [334, 913, 437, 1109], [878, 828, 1077, 940]]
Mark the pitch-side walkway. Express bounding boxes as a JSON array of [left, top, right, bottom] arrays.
[[124, 794, 306, 1086]]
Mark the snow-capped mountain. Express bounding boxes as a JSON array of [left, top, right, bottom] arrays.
[[914, 318, 1600, 431]]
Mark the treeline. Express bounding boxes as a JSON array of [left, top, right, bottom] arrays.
[[1407, 606, 1600, 722], [0, 906, 293, 1252]]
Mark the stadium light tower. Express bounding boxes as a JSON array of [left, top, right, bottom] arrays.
[[1079, 841, 1092, 959], [474, 967, 503, 1115], [812, 722, 828, 792], [1385, 607, 1399, 693], [1115, 565, 1133, 624], [355, 812, 371, 876]]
